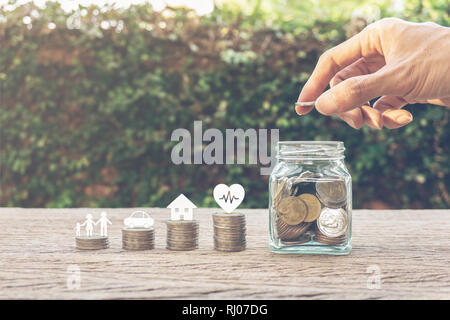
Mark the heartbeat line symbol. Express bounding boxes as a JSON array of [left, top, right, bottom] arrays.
[[219, 191, 240, 203]]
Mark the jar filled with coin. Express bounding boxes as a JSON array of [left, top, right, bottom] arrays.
[[269, 141, 352, 255]]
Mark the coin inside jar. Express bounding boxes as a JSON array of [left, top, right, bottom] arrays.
[[316, 207, 348, 238], [280, 235, 311, 245], [289, 172, 323, 196], [314, 230, 346, 245], [277, 196, 307, 225], [276, 219, 311, 240], [315, 179, 347, 208], [314, 235, 346, 245], [272, 177, 288, 206], [298, 193, 322, 222]]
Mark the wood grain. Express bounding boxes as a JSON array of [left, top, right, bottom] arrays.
[[0, 208, 449, 299]]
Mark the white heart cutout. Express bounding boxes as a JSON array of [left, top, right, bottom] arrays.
[[213, 184, 245, 213]]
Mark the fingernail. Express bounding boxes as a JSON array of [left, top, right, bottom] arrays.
[[295, 103, 314, 116], [383, 109, 412, 122], [361, 105, 383, 130], [316, 91, 339, 115], [340, 116, 357, 129], [396, 115, 412, 124], [295, 106, 306, 115], [366, 120, 383, 130]]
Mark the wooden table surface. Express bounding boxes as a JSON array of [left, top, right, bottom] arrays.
[[0, 208, 449, 300]]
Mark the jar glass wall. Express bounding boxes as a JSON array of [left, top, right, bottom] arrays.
[[269, 141, 352, 255]]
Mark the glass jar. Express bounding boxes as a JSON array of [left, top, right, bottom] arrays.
[[269, 141, 352, 255]]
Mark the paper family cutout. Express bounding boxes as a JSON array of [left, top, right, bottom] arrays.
[[75, 212, 112, 237]]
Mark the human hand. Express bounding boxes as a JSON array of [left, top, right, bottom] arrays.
[[296, 18, 450, 129]]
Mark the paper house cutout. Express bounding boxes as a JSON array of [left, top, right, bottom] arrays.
[[167, 194, 197, 220]]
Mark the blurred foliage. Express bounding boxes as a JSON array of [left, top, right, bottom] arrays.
[[0, 0, 449, 209]]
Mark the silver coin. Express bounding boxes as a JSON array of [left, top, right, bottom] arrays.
[[167, 246, 197, 251], [213, 222, 245, 228], [214, 231, 246, 237], [299, 171, 323, 179], [167, 230, 198, 233], [272, 177, 289, 206], [122, 239, 154, 244], [123, 241, 154, 245], [76, 235, 108, 240], [166, 243, 198, 249], [165, 220, 199, 229], [214, 238, 246, 243], [123, 245, 154, 249], [76, 239, 109, 243], [166, 223, 198, 228], [213, 212, 245, 217], [122, 231, 154, 235], [166, 231, 198, 236], [214, 245, 246, 252], [213, 226, 245, 232], [213, 216, 245, 221], [122, 227, 154, 231], [122, 234, 154, 238], [316, 207, 348, 237], [214, 239, 245, 244], [166, 241, 198, 246], [167, 239, 198, 244], [315, 179, 347, 207], [76, 244, 109, 250]]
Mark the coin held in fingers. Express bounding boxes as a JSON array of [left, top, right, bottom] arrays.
[[295, 101, 316, 108], [295, 101, 316, 115]]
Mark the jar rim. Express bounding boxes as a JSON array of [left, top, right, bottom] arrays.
[[277, 140, 345, 160], [278, 141, 344, 146]]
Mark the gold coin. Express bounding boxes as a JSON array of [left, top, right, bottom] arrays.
[[299, 193, 322, 222], [277, 196, 307, 225]]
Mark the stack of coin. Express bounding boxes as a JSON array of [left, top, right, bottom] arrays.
[[280, 235, 311, 245], [122, 228, 155, 250], [314, 229, 346, 245], [276, 219, 311, 241], [166, 220, 198, 251], [213, 212, 246, 252], [75, 235, 109, 250]]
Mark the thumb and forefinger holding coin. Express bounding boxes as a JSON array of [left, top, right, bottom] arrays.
[[294, 29, 369, 117], [295, 24, 414, 130], [326, 56, 385, 129]]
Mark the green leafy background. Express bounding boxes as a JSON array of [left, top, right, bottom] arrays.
[[1, 0, 449, 209]]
